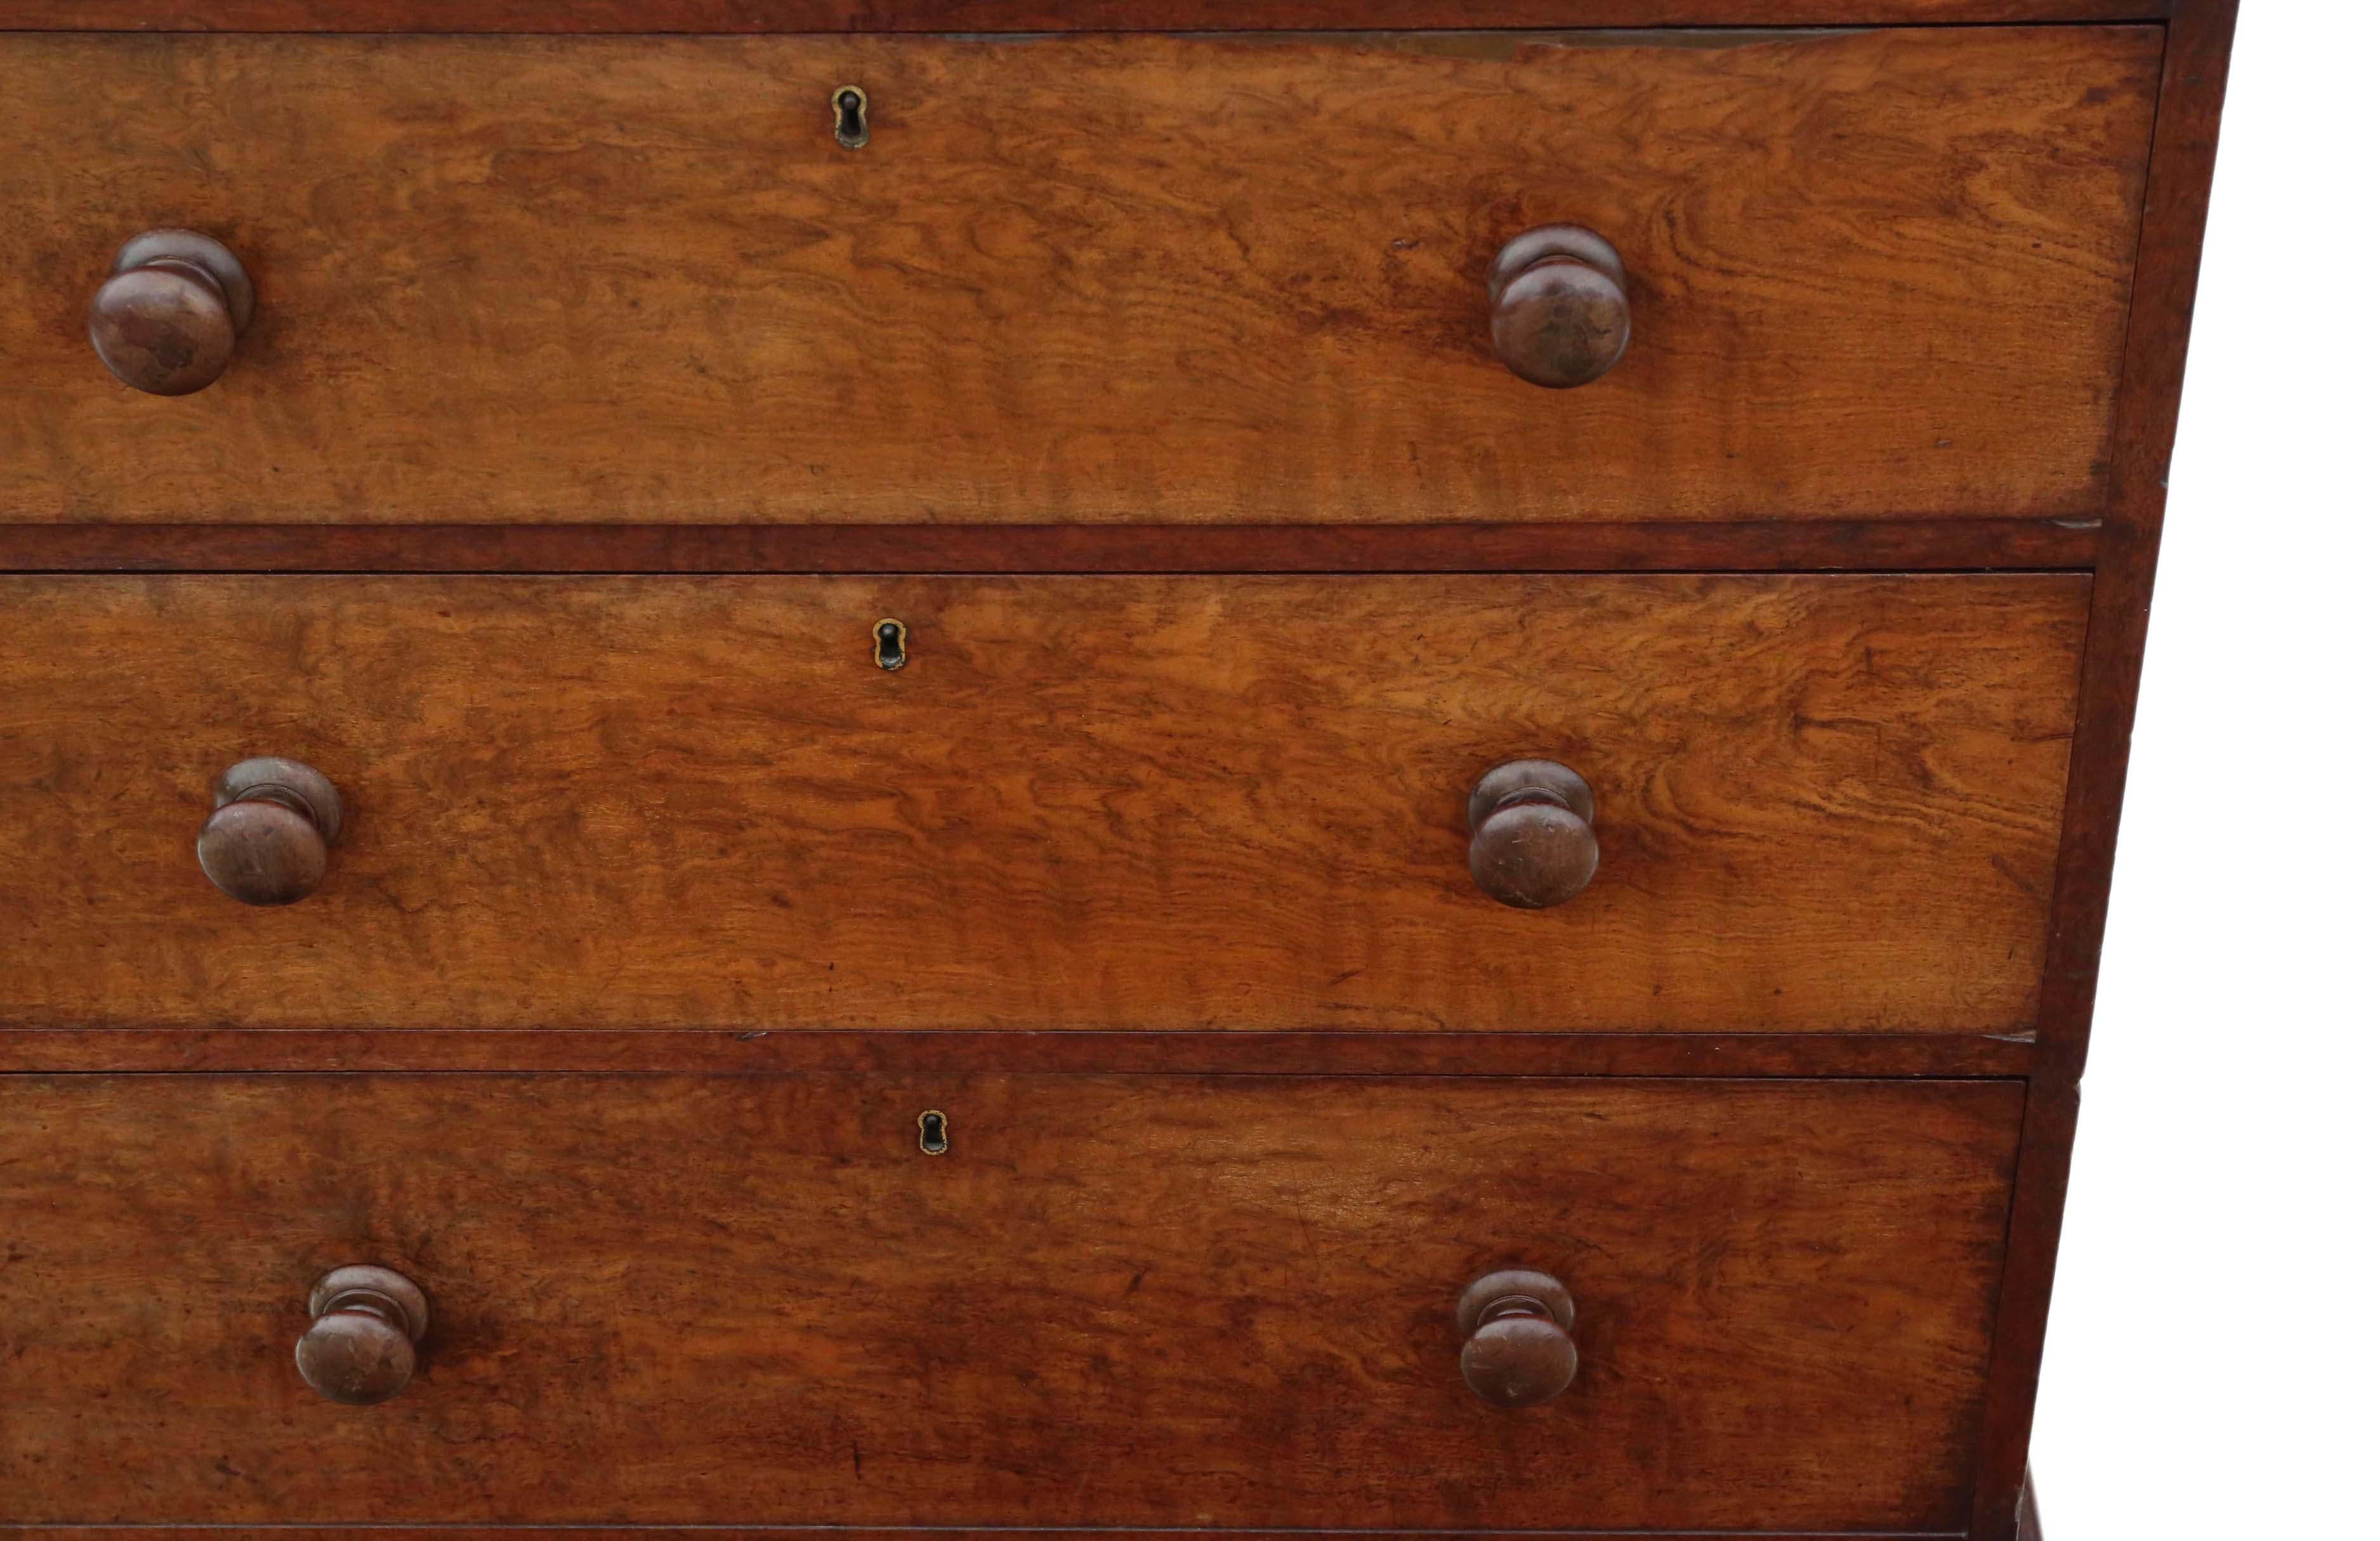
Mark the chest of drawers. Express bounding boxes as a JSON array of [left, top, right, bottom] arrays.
[[0, 4, 2239, 1539]]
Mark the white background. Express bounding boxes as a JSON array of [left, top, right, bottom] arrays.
[[2028, 1, 2379, 1531]]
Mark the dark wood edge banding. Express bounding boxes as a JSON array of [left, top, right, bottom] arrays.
[[0, 0, 2173, 30], [2034, 10, 2233, 1085], [0, 520, 2100, 576], [0, 1028, 2034, 1077], [0, 1531, 1969, 1539], [1968, 4, 2239, 1538], [1973, 1079, 2082, 1540], [2018, 1464, 2049, 1540]]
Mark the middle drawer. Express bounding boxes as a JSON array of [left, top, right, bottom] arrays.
[[0, 573, 2086, 1034]]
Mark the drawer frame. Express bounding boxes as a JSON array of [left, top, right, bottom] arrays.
[[1956, 6, 2246, 1538], [0, 1, 2244, 1538]]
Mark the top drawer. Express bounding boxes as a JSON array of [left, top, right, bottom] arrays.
[[0, 27, 2157, 525]]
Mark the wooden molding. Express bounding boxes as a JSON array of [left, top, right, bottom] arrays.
[[0, 1531, 1972, 1540], [0, 0, 2172, 29], [0, 1028, 2034, 1077], [1968, 4, 2243, 1538], [0, 519, 2100, 575]]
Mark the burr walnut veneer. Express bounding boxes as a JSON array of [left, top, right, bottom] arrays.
[[0, 4, 2237, 1540]]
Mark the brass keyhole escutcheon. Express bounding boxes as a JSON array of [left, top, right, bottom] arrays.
[[833, 86, 869, 150], [917, 1110, 949, 1155], [874, 619, 907, 671]]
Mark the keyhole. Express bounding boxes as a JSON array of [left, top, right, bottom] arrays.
[[874, 618, 907, 671], [917, 1110, 949, 1155], [833, 86, 869, 150]]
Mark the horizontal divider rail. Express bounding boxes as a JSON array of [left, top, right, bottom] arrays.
[[0, 1028, 2037, 1077], [0, 519, 2101, 576]]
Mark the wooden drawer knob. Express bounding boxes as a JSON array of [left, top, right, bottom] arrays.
[[1468, 759, 1598, 910], [1487, 226, 1630, 389], [1457, 1269, 1578, 1409], [195, 757, 345, 907], [296, 1265, 429, 1407], [88, 229, 254, 396]]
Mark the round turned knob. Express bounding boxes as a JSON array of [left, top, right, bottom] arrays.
[[195, 757, 345, 907], [296, 1265, 429, 1407], [1467, 759, 1598, 910], [1457, 1268, 1578, 1410], [1487, 226, 1631, 389], [87, 228, 255, 396]]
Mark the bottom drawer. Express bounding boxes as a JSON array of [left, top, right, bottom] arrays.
[[0, 1075, 2021, 1531]]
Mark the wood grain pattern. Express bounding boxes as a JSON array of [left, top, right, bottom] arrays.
[[0, 1027, 2037, 1077], [0, 1073, 2023, 1529], [0, 574, 2087, 1034], [0, 0, 2176, 29], [0, 29, 2159, 525], [0, 517, 2107, 574]]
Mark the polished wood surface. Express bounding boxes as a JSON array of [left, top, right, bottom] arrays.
[[0, 574, 2086, 1035], [0, 28, 2157, 525], [0, 0, 2179, 28], [0, 1027, 2039, 1078], [0, 1530, 1977, 1541], [0, 1531, 1970, 1541], [0, 517, 2106, 574], [0, 9, 2246, 1532], [0, 1073, 2022, 1528]]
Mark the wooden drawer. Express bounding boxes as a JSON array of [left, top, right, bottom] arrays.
[[0, 573, 2084, 1034], [0, 1072, 2023, 1529], [0, 27, 2153, 525]]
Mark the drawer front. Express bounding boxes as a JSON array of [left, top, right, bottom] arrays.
[[0, 27, 2153, 525], [0, 1073, 2023, 1528], [0, 574, 2084, 1033]]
